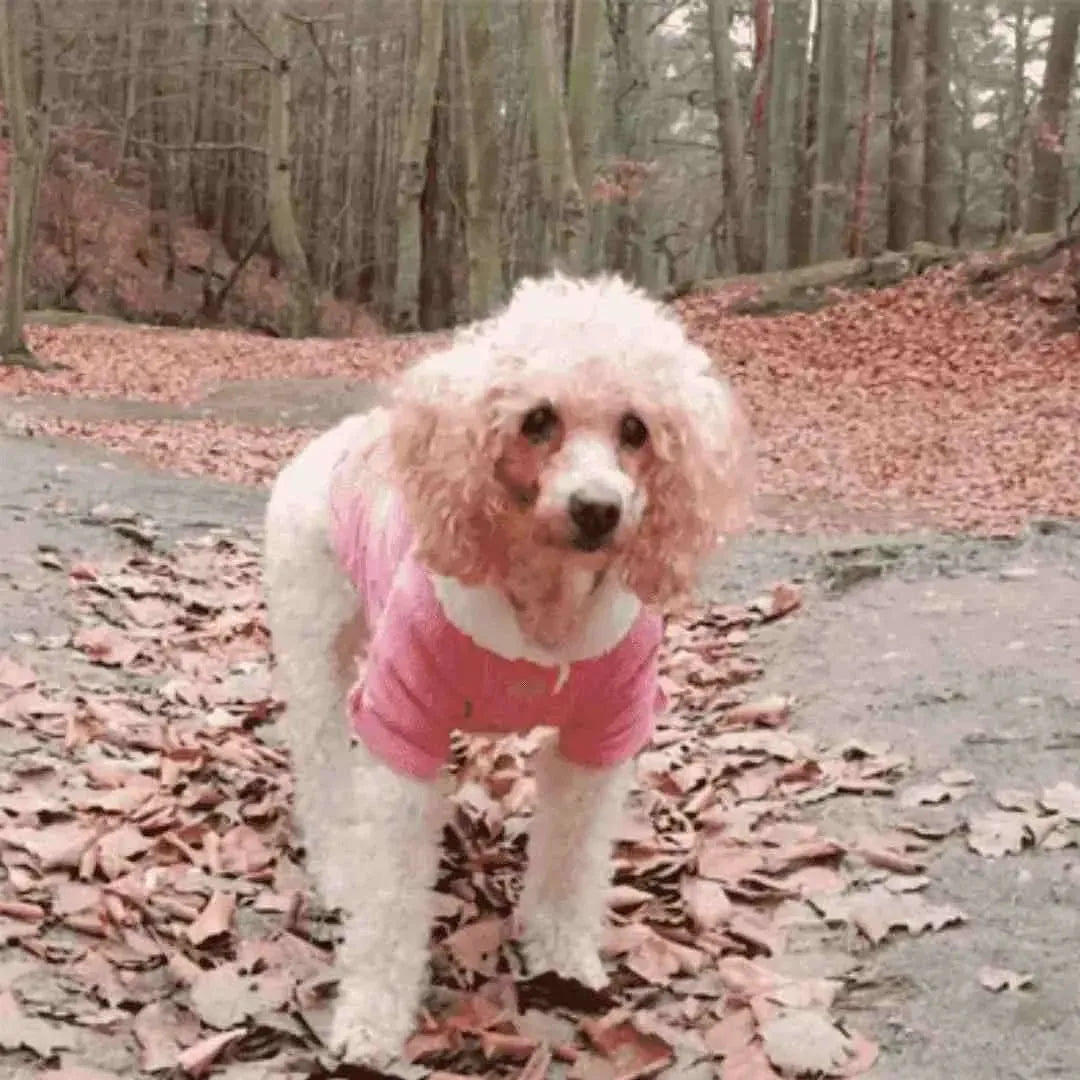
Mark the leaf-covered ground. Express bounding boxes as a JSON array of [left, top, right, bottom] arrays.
[[4, 517, 1075, 1079], [1, 269, 1078, 1077], [3, 264, 1079, 536]]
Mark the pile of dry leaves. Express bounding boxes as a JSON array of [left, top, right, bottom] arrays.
[[2, 263, 1078, 536], [8, 523, 1068, 1078]]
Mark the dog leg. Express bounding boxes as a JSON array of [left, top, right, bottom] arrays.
[[328, 743, 443, 1066], [519, 743, 634, 988], [264, 432, 365, 909]]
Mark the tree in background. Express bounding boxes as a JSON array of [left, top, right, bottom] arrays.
[[3, 0, 1080, 335], [812, 0, 850, 262], [1027, 0, 1080, 232], [263, 0, 318, 338], [887, 0, 921, 251], [848, 0, 879, 257], [0, 0, 55, 365], [527, 0, 588, 272], [706, 0, 759, 272], [922, 0, 951, 245], [394, 0, 446, 330]]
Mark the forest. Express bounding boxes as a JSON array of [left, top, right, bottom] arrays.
[[1, 0, 1078, 350]]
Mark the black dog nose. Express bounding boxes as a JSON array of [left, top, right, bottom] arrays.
[[569, 493, 622, 547]]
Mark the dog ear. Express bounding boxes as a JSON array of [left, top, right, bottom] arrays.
[[623, 350, 754, 608], [389, 342, 509, 584]]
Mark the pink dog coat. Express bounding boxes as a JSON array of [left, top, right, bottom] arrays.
[[329, 477, 665, 780]]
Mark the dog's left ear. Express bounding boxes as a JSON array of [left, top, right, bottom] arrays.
[[389, 340, 509, 584], [624, 347, 754, 608]]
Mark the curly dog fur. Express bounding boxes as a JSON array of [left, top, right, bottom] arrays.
[[263, 273, 751, 1065]]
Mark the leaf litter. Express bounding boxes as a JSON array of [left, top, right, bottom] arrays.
[[3, 261, 1079, 537], [0, 527, 1063, 1078]]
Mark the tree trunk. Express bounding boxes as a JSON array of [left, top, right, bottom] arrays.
[[706, 0, 760, 272], [527, 0, 587, 272], [565, 0, 603, 272], [848, 1, 878, 257], [1026, 0, 1080, 233], [749, 0, 772, 265], [764, 0, 810, 270], [117, 0, 145, 172], [922, 0, 950, 244], [787, 0, 815, 268], [460, 0, 502, 318], [0, 0, 54, 367], [887, 0, 920, 251], [310, 29, 338, 292], [265, 0, 319, 337], [606, 0, 647, 279], [338, 0, 364, 300], [393, 0, 447, 329], [813, 0, 849, 261], [1004, 4, 1029, 236], [951, 43, 973, 247]]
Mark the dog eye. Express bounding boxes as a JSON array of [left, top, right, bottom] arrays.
[[521, 403, 558, 443], [619, 412, 648, 449]]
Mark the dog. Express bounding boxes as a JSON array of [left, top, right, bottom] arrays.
[[263, 273, 751, 1064]]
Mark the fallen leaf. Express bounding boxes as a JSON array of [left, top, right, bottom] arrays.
[[978, 966, 1035, 993], [967, 811, 1031, 858], [444, 917, 505, 976], [1040, 781, 1080, 821], [937, 768, 976, 786], [0, 655, 37, 690], [0, 990, 74, 1056], [760, 1009, 854, 1075], [811, 887, 966, 945], [580, 1010, 675, 1080], [177, 1028, 245, 1076], [681, 877, 733, 930], [993, 788, 1039, 813], [703, 1007, 755, 1056], [186, 890, 236, 945], [189, 963, 291, 1029], [723, 695, 792, 728]]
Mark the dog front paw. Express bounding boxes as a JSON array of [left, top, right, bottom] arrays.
[[329, 980, 413, 1067], [522, 914, 609, 989]]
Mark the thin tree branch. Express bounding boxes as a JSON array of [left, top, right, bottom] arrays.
[[230, 5, 274, 58]]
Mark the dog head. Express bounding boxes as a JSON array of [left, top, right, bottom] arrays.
[[390, 273, 753, 608]]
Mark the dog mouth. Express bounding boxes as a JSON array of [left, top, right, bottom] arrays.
[[571, 532, 613, 553]]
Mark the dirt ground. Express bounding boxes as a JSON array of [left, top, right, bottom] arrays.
[[1, 393, 1078, 1079]]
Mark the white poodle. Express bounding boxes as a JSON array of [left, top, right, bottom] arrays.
[[263, 273, 751, 1065]]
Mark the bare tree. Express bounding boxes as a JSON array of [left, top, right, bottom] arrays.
[[887, 0, 920, 250], [1026, 0, 1080, 233], [263, 0, 318, 336], [706, 0, 759, 271], [1003, 2, 1032, 237], [849, 0, 879, 257], [393, 0, 447, 329], [565, 0, 604, 270], [812, 0, 849, 261], [527, 0, 586, 271], [459, 0, 502, 318], [922, 0, 950, 244], [763, 0, 810, 270], [786, 0, 815, 269], [0, 0, 56, 366]]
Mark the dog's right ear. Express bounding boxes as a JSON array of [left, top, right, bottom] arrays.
[[389, 342, 509, 584]]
